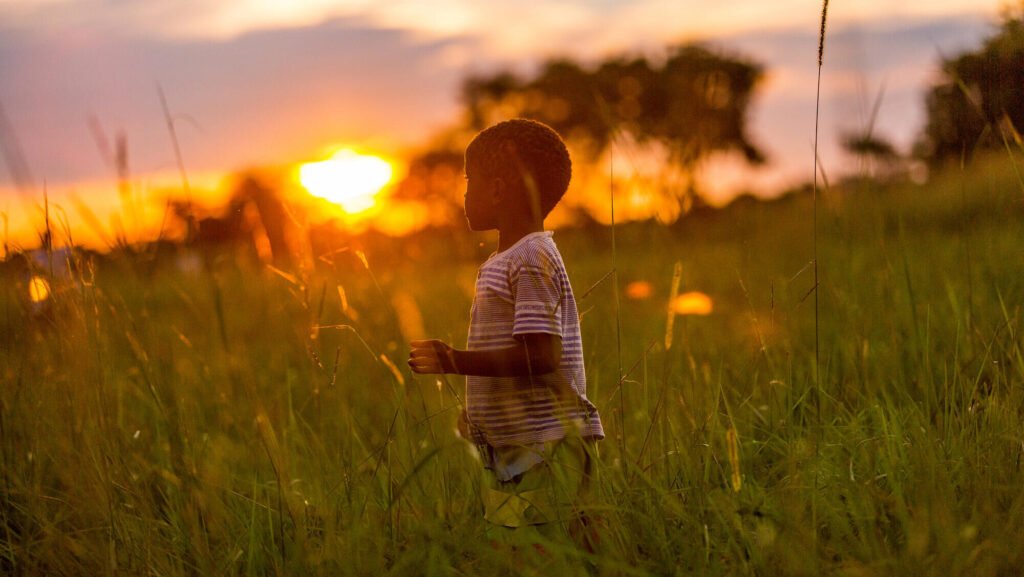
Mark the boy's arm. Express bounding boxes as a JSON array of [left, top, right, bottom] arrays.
[[408, 333, 561, 377]]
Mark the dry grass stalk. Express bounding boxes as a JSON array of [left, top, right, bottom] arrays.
[[380, 353, 406, 386], [726, 427, 741, 492], [665, 261, 683, 350]]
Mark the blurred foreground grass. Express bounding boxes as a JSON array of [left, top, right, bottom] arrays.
[[2, 158, 1023, 575]]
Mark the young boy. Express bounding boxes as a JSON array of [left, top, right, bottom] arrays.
[[408, 119, 603, 544]]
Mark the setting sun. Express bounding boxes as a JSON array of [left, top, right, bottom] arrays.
[[299, 149, 393, 214]]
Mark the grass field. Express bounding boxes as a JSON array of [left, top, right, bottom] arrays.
[[2, 157, 1023, 576]]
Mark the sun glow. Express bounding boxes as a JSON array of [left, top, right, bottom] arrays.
[[299, 149, 393, 214], [29, 276, 51, 303], [670, 291, 714, 316], [625, 280, 653, 300]]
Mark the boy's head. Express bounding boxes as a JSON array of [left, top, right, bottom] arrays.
[[463, 119, 571, 231]]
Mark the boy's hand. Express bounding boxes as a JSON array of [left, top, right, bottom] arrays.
[[408, 339, 459, 374]]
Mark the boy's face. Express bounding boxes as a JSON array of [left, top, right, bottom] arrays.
[[463, 155, 499, 231]]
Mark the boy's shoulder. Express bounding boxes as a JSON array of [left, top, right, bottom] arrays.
[[501, 231, 562, 268]]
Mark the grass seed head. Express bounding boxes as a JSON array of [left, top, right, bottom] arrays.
[[818, 0, 830, 66]]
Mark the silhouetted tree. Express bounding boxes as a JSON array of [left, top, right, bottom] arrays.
[[461, 44, 766, 199], [840, 84, 905, 181], [171, 175, 297, 268], [918, 5, 1024, 167], [391, 147, 465, 224], [843, 131, 898, 161], [238, 176, 294, 269]]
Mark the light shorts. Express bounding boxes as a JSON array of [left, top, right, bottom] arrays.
[[481, 436, 596, 542]]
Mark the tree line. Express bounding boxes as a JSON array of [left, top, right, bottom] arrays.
[[918, 4, 1024, 167], [395, 8, 1024, 219]]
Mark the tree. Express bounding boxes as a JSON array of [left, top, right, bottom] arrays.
[[918, 5, 1024, 167], [390, 147, 466, 224], [461, 45, 765, 200], [840, 84, 905, 182]]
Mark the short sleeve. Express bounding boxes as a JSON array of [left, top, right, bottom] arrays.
[[510, 254, 563, 338]]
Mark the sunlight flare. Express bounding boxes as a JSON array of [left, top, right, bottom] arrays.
[[299, 149, 393, 214], [625, 280, 653, 300], [670, 291, 713, 316], [28, 276, 50, 303]]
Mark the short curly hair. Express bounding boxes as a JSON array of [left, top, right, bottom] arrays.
[[465, 118, 572, 218]]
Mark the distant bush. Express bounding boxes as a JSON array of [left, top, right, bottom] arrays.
[[918, 4, 1024, 167]]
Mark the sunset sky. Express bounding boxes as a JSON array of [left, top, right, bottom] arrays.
[[0, 0, 1007, 245]]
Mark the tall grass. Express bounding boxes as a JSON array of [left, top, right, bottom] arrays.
[[2, 156, 1023, 575], [811, 0, 830, 561]]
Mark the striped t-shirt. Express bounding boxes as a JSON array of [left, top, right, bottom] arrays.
[[464, 231, 604, 448]]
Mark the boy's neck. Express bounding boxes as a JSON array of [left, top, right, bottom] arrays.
[[497, 220, 544, 253]]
